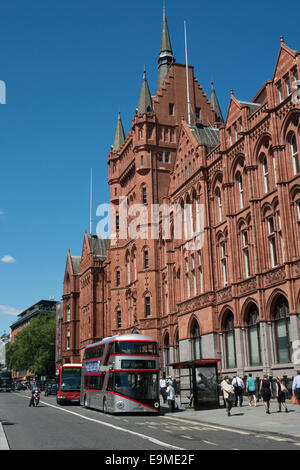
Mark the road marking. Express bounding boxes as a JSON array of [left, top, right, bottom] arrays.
[[16, 393, 184, 450], [180, 435, 194, 440], [161, 415, 250, 435], [202, 440, 218, 446], [264, 436, 288, 442]]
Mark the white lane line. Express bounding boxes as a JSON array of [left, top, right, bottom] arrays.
[[17, 394, 184, 450], [161, 415, 250, 435], [202, 440, 218, 446]]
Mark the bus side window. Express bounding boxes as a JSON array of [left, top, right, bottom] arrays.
[[104, 343, 115, 365], [106, 373, 114, 391], [84, 376, 89, 389], [99, 373, 105, 391]]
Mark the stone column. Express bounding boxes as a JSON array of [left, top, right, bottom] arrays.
[[260, 322, 273, 374], [234, 328, 245, 375], [290, 315, 300, 369]]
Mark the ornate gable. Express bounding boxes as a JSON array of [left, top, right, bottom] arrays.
[[273, 40, 297, 83], [168, 121, 200, 196]]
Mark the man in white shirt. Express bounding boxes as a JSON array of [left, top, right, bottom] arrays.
[[160, 375, 167, 404], [232, 375, 245, 407], [292, 370, 300, 405]]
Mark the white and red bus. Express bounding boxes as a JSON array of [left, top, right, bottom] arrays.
[[81, 334, 160, 414], [56, 363, 82, 405]]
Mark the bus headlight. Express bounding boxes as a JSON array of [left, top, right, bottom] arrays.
[[154, 402, 159, 408], [116, 401, 124, 409]]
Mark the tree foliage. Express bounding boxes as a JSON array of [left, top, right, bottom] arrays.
[[7, 314, 56, 378]]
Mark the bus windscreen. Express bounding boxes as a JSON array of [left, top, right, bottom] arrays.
[[115, 341, 158, 355], [60, 368, 81, 392]]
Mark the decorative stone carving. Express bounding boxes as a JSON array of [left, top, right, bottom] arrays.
[[265, 266, 286, 286], [238, 277, 257, 295]]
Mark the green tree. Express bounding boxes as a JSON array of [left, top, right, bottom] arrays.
[[7, 314, 56, 378]]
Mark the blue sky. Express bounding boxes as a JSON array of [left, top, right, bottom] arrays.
[[0, 0, 299, 334]]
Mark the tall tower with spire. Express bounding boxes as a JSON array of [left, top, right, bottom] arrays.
[[112, 111, 125, 151], [157, 4, 175, 91]]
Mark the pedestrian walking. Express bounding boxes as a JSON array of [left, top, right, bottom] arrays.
[[220, 376, 226, 407], [275, 377, 288, 413], [259, 374, 273, 414], [222, 376, 235, 416], [232, 374, 244, 407], [166, 381, 175, 412], [160, 374, 167, 404], [167, 375, 174, 386], [292, 370, 300, 406], [246, 373, 257, 407]]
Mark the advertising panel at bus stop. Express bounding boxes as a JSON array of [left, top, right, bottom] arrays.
[[171, 359, 221, 410]]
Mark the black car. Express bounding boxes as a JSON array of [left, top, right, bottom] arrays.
[[15, 382, 27, 391], [44, 383, 58, 396]]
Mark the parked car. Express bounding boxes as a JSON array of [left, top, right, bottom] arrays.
[[44, 383, 58, 396], [15, 382, 27, 391]]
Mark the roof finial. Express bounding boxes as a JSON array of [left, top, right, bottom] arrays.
[[230, 88, 234, 97], [280, 35, 284, 44], [157, 1, 175, 91]]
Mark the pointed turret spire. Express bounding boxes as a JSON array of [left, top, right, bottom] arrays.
[[112, 111, 125, 151], [157, 3, 175, 91], [137, 68, 153, 114], [210, 82, 224, 123]]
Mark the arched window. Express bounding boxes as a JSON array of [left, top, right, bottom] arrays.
[[216, 188, 222, 222], [247, 305, 261, 366], [191, 320, 201, 360], [126, 251, 131, 284], [224, 312, 236, 368], [145, 295, 151, 317], [117, 310, 122, 329], [273, 295, 291, 363], [262, 155, 269, 193], [174, 330, 180, 363], [290, 133, 299, 175], [237, 173, 244, 209]]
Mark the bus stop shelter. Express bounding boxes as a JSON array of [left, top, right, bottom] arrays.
[[170, 359, 221, 410]]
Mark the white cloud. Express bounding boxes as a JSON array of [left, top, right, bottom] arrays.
[[1, 255, 16, 263], [0, 305, 20, 317]]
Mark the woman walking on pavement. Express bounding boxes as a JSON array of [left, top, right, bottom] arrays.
[[275, 377, 288, 413], [259, 374, 273, 414]]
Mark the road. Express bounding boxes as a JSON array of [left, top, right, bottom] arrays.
[[0, 391, 299, 452]]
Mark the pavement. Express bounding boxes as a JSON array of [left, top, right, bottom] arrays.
[[0, 419, 9, 450], [1, 397, 299, 450], [160, 398, 300, 442]]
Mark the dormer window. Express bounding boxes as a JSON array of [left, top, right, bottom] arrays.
[[228, 129, 232, 146], [285, 75, 291, 95], [277, 82, 283, 103]]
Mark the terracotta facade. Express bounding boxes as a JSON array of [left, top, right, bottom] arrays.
[[59, 12, 300, 381]]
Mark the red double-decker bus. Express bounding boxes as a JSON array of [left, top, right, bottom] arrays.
[[56, 363, 82, 405]]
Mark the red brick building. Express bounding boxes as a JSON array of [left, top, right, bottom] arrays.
[[59, 8, 300, 384]]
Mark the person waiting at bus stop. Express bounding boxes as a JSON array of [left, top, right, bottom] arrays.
[[222, 377, 235, 416], [166, 381, 175, 412], [232, 375, 245, 407], [160, 374, 167, 403]]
